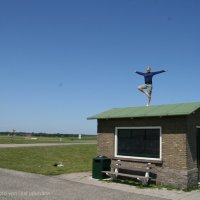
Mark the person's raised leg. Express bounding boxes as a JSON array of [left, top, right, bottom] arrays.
[[137, 85, 149, 97]]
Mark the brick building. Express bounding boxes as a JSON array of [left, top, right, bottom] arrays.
[[88, 102, 200, 189]]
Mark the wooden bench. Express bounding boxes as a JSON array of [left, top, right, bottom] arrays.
[[102, 160, 156, 185]]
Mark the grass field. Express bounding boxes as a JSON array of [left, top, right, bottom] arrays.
[[0, 135, 96, 144], [0, 144, 97, 175]]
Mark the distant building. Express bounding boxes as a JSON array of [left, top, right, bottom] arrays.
[[88, 102, 200, 189]]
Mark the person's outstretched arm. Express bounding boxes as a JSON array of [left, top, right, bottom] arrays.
[[152, 70, 166, 75], [135, 71, 145, 76]]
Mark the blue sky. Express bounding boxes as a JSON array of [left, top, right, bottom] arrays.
[[0, 0, 199, 134]]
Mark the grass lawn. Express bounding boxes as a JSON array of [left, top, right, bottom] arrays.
[[0, 144, 97, 175], [0, 135, 96, 144]]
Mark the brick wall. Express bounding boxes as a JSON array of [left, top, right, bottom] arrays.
[[97, 133, 114, 157], [96, 113, 200, 188], [187, 108, 200, 169], [162, 133, 187, 169]]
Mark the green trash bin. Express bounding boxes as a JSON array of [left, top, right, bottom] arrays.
[[92, 156, 111, 179]]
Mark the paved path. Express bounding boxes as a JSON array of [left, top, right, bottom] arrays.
[[0, 168, 168, 200], [57, 172, 200, 200], [0, 168, 199, 200], [0, 142, 96, 148]]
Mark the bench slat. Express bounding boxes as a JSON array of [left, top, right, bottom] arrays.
[[102, 171, 149, 180], [110, 165, 150, 172]]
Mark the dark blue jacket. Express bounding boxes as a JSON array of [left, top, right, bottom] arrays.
[[136, 70, 165, 84]]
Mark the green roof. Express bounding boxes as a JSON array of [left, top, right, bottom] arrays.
[[87, 102, 200, 119]]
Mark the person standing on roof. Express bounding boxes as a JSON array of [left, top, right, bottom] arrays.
[[135, 66, 166, 106]]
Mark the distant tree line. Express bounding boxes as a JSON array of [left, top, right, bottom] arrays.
[[0, 132, 96, 137]]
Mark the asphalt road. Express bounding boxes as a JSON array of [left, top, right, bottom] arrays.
[[0, 168, 169, 200], [0, 142, 96, 148]]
